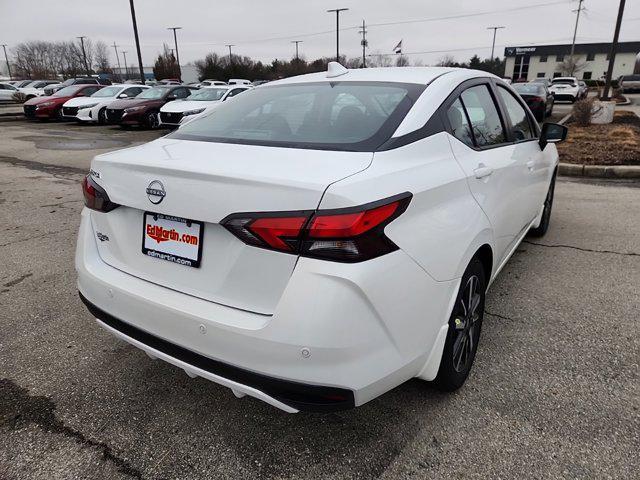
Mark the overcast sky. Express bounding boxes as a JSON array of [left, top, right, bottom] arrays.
[[1, 0, 639, 67]]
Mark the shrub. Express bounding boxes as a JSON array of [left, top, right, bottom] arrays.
[[12, 91, 27, 104], [572, 97, 595, 126]]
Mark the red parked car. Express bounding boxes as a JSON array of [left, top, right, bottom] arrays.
[[23, 84, 104, 120]]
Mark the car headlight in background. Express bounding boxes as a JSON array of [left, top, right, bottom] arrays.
[[124, 106, 146, 113], [182, 108, 205, 116], [78, 103, 98, 110]]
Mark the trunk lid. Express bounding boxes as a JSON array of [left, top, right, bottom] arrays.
[[89, 138, 372, 314]]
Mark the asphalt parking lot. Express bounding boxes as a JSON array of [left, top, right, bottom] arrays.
[[1, 120, 639, 480]]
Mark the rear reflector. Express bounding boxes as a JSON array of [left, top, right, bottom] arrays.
[[222, 193, 411, 262], [82, 175, 120, 213]]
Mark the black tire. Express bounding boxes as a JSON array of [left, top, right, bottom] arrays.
[[145, 111, 159, 129], [434, 257, 486, 391], [529, 173, 556, 237], [97, 108, 107, 125], [54, 107, 63, 121]]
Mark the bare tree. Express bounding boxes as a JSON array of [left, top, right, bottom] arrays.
[[94, 40, 111, 73], [395, 55, 410, 67], [436, 55, 457, 67], [559, 56, 586, 76], [367, 51, 393, 68]]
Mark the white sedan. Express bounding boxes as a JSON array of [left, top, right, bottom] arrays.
[[0, 82, 19, 102], [61, 84, 150, 123], [18, 80, 60, 99], [158, 85, 251, 127], [77, 64, 567, 412]]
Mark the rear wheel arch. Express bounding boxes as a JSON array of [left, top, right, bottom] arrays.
[[475, 244, 493, 286]]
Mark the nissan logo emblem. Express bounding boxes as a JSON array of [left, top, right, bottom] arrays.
[[146, 180, 166, 204]]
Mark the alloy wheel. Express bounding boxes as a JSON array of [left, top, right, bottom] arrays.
[[451, 275, 482, 373]]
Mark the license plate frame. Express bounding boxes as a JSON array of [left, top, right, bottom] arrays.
[[142, 212, 204, 268]]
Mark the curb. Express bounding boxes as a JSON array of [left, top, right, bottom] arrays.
[[558, 162, 640, 179]]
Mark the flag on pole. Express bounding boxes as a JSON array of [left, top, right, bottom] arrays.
[[393, 40, 403, 54]]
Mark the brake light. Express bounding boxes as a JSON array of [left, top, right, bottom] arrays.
[[221, 193, 411, 262], [82, 175, 120, 212]]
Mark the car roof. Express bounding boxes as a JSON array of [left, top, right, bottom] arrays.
[[269, 66, 480, 86]]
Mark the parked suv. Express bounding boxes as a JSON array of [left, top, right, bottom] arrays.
[[548, 77, 582, 102], [619, 74, 640, 93], [44, 77, 112, 96]]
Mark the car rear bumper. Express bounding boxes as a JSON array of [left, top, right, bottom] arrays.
[[76, 209, 457, 411], [552, 93, 577, 101]]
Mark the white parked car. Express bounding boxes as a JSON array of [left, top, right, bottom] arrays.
[[159, 85, 251, 127], [228, 78, 251, 85], [0, 82, 19, 101], [548, 77, 582, 102], [77, 64, 567, 412], [19, 80, 62, 99], [199, 79, 227, 87], [61, 84, 150, 123]]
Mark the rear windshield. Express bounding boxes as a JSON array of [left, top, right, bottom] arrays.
[[552, 79, 576, 85], [513, 84, 544, 94], [170, 81, 425, 151]]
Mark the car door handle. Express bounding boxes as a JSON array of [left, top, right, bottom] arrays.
[[526, 160, 535, 171], [474, 165, 494, 179]]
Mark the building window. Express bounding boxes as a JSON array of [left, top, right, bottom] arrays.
[[586, 52, 595, 61], [540, 55, 548, 63], [537, 72, 546, 78], [583, 72, 592, 80], [556, 54, 564, 62], [553, 72, 562, 78]]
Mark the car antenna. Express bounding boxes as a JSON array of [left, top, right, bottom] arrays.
[[327, 62, 348, 78]]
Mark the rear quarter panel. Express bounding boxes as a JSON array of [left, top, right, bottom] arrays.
[[319, 132, 493, 282]]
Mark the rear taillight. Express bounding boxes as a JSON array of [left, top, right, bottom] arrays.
[[221, 193, 411, 262], [82, 175, 119, 212]]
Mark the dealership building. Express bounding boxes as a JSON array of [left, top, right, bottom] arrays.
[[504, 42, 640, 81]]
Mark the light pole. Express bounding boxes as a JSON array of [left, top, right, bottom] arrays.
[[77, 36, 90, 76], [167, 26, 182, 81], [128, 0, 146, 84], [1, 44, 11, 80], [486, 26, 505, 60], [291, 40, 303, 61], [121, 51, 128, 80], [112, 42, 122, 80], [226, 44, 234, 62], [603, 0, 626, 100], [327, 8, 349, 63]]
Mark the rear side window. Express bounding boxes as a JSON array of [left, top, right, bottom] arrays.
[[446, 99, 474, 148], [170, 82, 425, 151], [83, 86, 101, 95], [460, 85, 506, 147], [496, 86, 535, 141]]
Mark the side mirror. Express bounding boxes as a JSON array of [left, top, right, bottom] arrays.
[[166, 95, 177, 101], [118, 93, 129, 98], [539, 122, 568, 150]]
